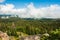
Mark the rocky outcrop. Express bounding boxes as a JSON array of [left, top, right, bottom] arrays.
[[0, 31, 9, 40], [19, 33, 49, 40], [20, 34, 41, 40]]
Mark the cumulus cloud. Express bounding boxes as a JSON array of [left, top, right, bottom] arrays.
[[0, 0, 5, 3], [0, 3, 60, 18]]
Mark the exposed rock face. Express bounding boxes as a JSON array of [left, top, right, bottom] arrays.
[[0, 31, 9, 40], [19, 33, 49, 40], [20, 35, 40, 40]]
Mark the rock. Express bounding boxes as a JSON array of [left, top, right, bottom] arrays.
[[43, 33, 49, 37], [0, 31, 9, 40], [20, 34, 41, 40]]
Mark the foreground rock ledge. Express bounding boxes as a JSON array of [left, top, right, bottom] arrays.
[[0, 31, 9, 40]]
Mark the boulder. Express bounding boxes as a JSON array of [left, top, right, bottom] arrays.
[[0, 31, 9, 40], [20, 34, 40, 40]]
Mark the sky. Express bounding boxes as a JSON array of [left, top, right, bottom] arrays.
[[0, 0, 60, 18]]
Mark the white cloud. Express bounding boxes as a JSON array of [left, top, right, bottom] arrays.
[[0, 0, 5, 3], [0, 3, 60, 18]]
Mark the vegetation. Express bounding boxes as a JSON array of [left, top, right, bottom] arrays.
[[0, 17, 60, 40]]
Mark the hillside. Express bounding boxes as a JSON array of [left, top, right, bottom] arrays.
[[0, 18, 60, 40]]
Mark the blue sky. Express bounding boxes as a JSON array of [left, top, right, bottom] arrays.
[[0, 0, 60, 8], [0, 0, 60, 18]]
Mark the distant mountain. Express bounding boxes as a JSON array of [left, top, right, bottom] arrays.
[[0, 14, 19, 19]]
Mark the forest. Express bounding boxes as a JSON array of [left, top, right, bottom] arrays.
[[0, 17, 60, 40]]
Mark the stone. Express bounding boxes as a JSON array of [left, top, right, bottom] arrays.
[[0, 31, 9, 40], [20, 34, 40, 40]]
